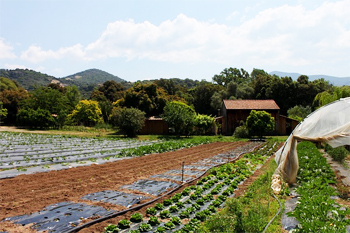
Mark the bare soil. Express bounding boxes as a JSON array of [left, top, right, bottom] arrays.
[[0, 141, 249, 232]]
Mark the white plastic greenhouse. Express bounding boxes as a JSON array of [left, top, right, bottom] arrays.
[[272, 97, 350, 193]]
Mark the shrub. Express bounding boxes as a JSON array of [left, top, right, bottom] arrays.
[[110, 107, 146, 137], [233, 125, 249, 138], [327, 145, 349, 162]]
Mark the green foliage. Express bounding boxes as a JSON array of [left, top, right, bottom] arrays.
[[161, 101, 196, 135], [67, 99, 103, 127], [110, 107, 145, 137], [17, 108, 56, 128], [146, 207, 157, 216], [148, 216, 160, 226], [233, 124, 249, 138], [130, 212, 143, 223], [0, 69, 55, 91], [325, 144, 349, 162], [314, 86, 350, 108], [287, 105, 311, 121], [0, 77, 19, 91], [104, 224, 119, 233], [159, 210, 171, 219], [192, 81, 224, 115], [117, 219, 131, 229], [246, 110, 275, 137], [138, 223, 152, 232], [212, 67, 250, 86], [117, 82, 169, 116], [0, 101, 8, 119], [288, 141, 350, 232], [194, 114, 215, 135]]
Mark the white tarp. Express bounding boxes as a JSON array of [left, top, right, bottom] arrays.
[[273, 97, 350, 186]]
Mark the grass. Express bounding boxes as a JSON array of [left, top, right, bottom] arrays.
[[199, 156, 286, 233]]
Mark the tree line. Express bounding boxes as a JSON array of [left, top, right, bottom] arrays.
[[1, 68, 349, 136]]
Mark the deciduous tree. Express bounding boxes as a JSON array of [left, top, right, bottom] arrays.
[[162, 101, 196, 135], [110, 107, 146, 137]]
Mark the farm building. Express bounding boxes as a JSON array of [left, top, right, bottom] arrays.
[[219, 99, 298, 135], [140, 116, 169, 135]]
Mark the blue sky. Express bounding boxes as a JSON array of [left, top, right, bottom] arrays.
[[1, 0, 349, 82]]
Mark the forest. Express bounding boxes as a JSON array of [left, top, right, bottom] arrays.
[[1, 67, 350, 135]]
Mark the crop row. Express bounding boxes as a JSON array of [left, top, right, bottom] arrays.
[[0, 133, 220, 175], [287, 141, 350, 232], [103, 141, 278, 233]]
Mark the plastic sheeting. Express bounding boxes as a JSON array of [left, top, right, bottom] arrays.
[[274, 97, 350, 186]]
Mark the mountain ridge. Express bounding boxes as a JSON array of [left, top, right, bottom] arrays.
[[0, 68, 125, 91], [269, 71, 350, 86]]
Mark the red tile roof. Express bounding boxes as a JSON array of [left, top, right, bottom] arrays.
[[223, 99, 280, 110]]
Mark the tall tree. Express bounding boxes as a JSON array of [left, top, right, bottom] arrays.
[[110, 107, 146, 137], [161, 101, 196, 135], [119, 82, 168, 116], [67, 100, 103, 126], [0, 77, 28, 124], [213, 67, 250, 86]]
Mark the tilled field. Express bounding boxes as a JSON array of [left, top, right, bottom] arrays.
[[0, 141, 250, 232]]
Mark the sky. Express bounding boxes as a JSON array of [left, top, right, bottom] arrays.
[[0, 0, 349, 82]]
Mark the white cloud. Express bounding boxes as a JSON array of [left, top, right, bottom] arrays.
[[0, 38, 16, 59], [21, 44, 84, 63], [18, 0, 350, 74], [4, 64, 28, 69]]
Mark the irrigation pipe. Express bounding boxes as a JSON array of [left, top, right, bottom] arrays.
[[65, 143, 262, 233], [262, 193, 282, 233]]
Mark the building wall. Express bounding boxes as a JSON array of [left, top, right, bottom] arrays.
[[223, 109, 280, 135], [140, 119, 169, 135]]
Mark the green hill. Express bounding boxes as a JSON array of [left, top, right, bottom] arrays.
[[60, 68, 125, 86], [0, 69, 56, 90]]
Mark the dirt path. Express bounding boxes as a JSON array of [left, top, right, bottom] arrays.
[[0, 141, 248, 223]]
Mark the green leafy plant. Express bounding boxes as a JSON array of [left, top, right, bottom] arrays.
[[130, 212, 143, 223], [170, 216, 182, 225], [169, 205, 179, 213], [138, 223, 152, 232], [104, 224, 119, 233], [146, 207, 157, 216], [159, 210, 171, 219], [148, 216, 160, 226], [164, 221, 175, 230], [163, 199, 172, 206], [179, 210, 190, 219], [117, 219, 130, 229], [154, 226, 166, 233], [155, 203, 164, 210]]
